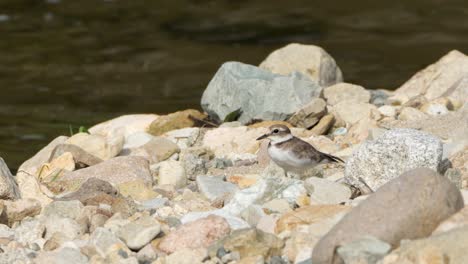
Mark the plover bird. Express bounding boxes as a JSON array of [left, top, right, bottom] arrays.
[[257, 124, 343, 174]]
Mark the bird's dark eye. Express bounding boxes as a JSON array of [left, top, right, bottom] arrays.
[[273, 129, 279, 133]]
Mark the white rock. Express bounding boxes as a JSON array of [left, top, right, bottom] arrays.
[[420, 103, 449, 116], [66, 132, 122, 160], [305, 177, 351, 205], [378, 105, 396, 118], [123, 132, 154, 149], [158, 160, 187, 188], [259, 43, 343, 87], [345, 128, 443, 191], [43, 215, 85, 240], [117, 214, 161, 250], [89, 227, 128, 258], [196, 176, 239, 202], [89, 114, 159, 139], [14, 218, 46, 246]]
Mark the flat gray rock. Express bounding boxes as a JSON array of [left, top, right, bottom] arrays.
[[201, 61, 322, 124], [312, 168, 464, 264], [196, 176, 238, 202], [305, 177, 351, 205], [345, 128, 443, 191]]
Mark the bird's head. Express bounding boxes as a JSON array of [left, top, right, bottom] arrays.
[[256, 124, 293, 143]]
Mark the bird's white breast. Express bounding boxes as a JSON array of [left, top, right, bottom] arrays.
[[268, 144, 315, 171]]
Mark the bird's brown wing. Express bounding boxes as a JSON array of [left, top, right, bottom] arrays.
[[275, 137, 344, 163]]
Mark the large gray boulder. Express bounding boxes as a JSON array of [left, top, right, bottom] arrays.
[[345, 128, 443, 191], [201, 62, 322, 124], [312, 168, 464, 264]]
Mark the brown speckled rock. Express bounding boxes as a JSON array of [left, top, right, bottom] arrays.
[[312, 168, 464, 264]]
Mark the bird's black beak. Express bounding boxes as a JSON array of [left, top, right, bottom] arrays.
[[257, 134, 268, 140]]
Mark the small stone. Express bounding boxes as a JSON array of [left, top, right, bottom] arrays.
[[345, 128, 443, 191], [49, 144, 103, 168], [305, 177, 351, 205], [66, 133, 120, 160], [121, 137, 180, 164], [140, 197, 168, 211], [259, 43, 342, 87], [0, 158, 20, 200], [288, 98, 327, 129], [89, 227, 129, 258], [157, 160, 187, 188], [378, 105, 396, 118], [420, 102, 449, 116], [179, 147, 213, 181], [123, 132, 154, 149], [310, 114, 335, 136], [398, 107, 428, 121], [158, 215, 230, 254], [1, 199, 41, 226], [42, 200, 84, 220], [324, 83, 370, 106], [369, 89, 390, 107], [312, 168, 464, 264], [117, 214, 161, 251], [52, 156, 152, 193], [43, 215, 86, 240], [14, 218, 45, 246], [136, 244, 158, 263], [39, 152, 75, 182], [262, 199, 292, 214], [240, 205, 266, 226], [201, 62, 323, 124], [117, 180, 158, 201], [196, 175, 239, 202], [148, 109, 206, 136]]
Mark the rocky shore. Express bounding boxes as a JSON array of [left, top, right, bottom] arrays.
[[0, 43, 467, 264]]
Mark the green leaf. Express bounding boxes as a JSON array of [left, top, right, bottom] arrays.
[[223, 108, 242, 123]]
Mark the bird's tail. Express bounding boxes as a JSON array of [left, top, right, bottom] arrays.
[[321, 152, 344, 163]]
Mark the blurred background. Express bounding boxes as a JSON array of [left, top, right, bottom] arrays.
[[1, 0, 468, 171]]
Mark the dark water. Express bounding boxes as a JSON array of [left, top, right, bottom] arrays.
[[1, 0, 468, 171]]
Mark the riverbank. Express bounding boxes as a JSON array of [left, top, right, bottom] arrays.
[[0, 44, 467, 264]]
